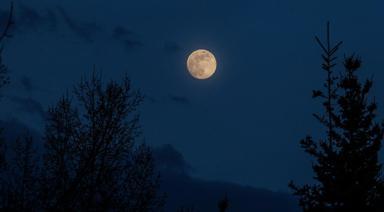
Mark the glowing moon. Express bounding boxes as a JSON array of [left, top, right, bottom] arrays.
[[187, 49, 217, 79]]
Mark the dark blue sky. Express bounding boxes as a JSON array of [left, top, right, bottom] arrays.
[[1, 0, 384, 191]]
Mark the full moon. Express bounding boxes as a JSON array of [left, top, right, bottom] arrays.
[[187, 49, 217, 79]]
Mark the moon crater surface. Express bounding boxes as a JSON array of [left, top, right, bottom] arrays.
[[187, 49, 217, 79]]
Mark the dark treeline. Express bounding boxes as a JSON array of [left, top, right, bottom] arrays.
[[2, 1, 384, 212]]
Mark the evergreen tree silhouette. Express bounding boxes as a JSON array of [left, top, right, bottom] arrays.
[[218, 195, 229, 212], [289, 23, 384, 211], [177, 206, 195, 212], [40, 72, 164, 211]]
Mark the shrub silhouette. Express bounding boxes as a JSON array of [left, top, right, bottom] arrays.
[[289, 23, 384, 211]]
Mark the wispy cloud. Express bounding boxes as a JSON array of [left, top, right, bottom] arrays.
[[57, 6, 103, 42], [14, 4, 58, 32], [123, 39, 143, 49], [6, 96, 46, 119], [169, 95, 190, 105], [112, 26, 134, 40], [111, 25, 143, 50], [163, 41, 182, 53], [1, 3, 144, 51], [20, 76, 35, 91]]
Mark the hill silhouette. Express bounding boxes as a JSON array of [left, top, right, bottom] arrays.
[[154, 144, 299, 211], [0, 122, 299, 211]]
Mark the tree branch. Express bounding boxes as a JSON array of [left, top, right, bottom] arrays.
[[0, 2, 14, 43]]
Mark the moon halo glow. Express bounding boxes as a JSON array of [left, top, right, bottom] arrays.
[[187, 49, 217, 80]]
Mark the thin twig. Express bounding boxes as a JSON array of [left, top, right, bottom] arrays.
[[0, 2, 14, 43]]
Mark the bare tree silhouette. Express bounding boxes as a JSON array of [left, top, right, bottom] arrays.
[[0, 2, 13, 43], [40, 72, 164, 211], [289, 23, 384, 211], [0, 2, 164, 211], [4, 136, 39, 210], [0, 1, 13, 90], [0, 2, 13, 204]]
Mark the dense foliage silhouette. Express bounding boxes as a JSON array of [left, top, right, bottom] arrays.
[[289, 23, 384, 211]]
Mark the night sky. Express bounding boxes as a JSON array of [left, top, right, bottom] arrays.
[[1, 0, 384, 194]]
